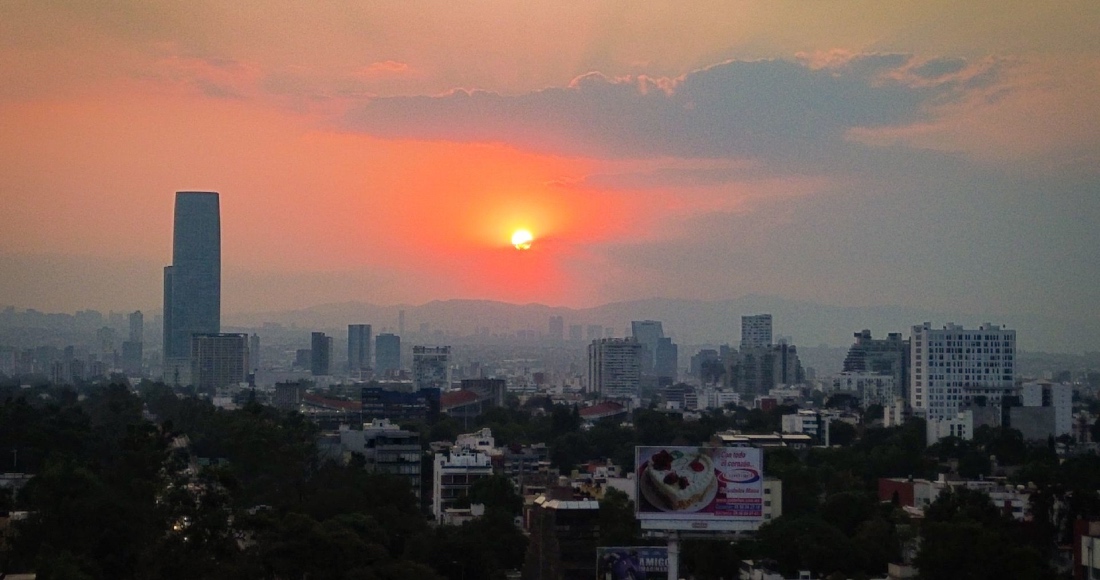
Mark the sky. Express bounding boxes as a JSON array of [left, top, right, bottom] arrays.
[[1, 1, 1099, 326]]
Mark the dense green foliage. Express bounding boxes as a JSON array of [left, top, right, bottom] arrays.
[[0, 383, 519, 579]]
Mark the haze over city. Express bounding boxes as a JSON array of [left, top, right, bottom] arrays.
[[2, 2, 1099, 346]]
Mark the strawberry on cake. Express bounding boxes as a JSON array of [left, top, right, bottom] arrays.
[[644, 449, 717, 511]]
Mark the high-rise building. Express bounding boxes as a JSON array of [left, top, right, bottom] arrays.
[[587, 338, 643, 400], [725, 341, 804, 396], [311, 332, 332, 376], [586, 325, 603, 342], [842, 330, 910, 399], [631, 320, 664, 374], [249, 334, 260, 372], [128, 310, 143, 343], [375, 333, 401, 376], [654, 336, 678, 381], [741, 314, 773, 350], [413, 345, 451, 391], [190, 333, 248, 389], [909, 322, 1016, 424], [163, 192, 221, 372], [348, 324, 372, 372], [548, 316, 565, 341]]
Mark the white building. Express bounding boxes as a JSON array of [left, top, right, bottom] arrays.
[[455, 428, 495, 454], [926, 410, 974, 446], [909, 322, 1016, 432], [432, 448, 493, 523], [781, 409, 832, 443]]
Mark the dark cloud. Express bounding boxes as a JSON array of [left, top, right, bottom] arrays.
[[911, 57, 968, 79], [342, 55, 983, 160]]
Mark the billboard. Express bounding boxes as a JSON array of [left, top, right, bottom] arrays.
[[635, 446, 764, 531], [597, 547, 667, 580]]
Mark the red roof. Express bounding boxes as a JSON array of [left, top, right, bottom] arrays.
[[440, 389, 479, 409], [578, 401, 626, 418], [302, 393, 362, 411]]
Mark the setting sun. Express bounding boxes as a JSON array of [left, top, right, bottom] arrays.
[[511, 229, 533, 250]]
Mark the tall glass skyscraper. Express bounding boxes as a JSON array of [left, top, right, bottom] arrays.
[[164, 191, 221, 361]]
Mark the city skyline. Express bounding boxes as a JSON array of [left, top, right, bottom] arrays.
[[2, 3, 1099, 332]]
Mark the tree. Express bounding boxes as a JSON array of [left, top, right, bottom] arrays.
[[598, 488, 641, 546]]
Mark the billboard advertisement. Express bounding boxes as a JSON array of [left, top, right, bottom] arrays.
[[635, 446, 764, 531], [597, 547, 667, 580]]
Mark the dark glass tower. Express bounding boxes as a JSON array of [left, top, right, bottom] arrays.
[[164, 191, 221, 360]]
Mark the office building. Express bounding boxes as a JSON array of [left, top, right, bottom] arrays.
[[190, 333, 248, 390], [909, 322, 1016, 426], [630, 320, 664, 374], [741, 314, 773, 350], [361, 386, 441, 423], [413, 345, 450, 391], [654, 336, 678, 381], [273, 381, 307, 410], [348, 324, 372, 372], [375, 333, 401, 376], [587, 338, 643, 400], [548, 316, 565, 341], [842, 330, 910, 399], [311, 332, 333, 376], [128, 310, 143, 343], [163, 192, 221, 366], [725, 341, 804, 396]]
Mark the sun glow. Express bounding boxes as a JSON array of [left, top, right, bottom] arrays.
[[511, 229, 533, 250]]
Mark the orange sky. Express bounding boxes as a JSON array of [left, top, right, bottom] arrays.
[[1, 1, 1099, 321]]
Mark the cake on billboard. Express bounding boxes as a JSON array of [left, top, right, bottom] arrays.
[[635, 446, 763, 530]]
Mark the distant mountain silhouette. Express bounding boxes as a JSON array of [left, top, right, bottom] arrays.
[[227, 295, 1099, 354]]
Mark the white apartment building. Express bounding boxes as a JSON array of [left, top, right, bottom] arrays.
[[909, 322, 1016, 424], [432, 448, 493, 523]]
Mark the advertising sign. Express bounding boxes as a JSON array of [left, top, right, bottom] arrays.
[[597, 547, 667, 580], [635, 446, 764, 531]]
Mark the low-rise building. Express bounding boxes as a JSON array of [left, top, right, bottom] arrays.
[[339, 419, 422, 499], [432, 447, 493, 523]]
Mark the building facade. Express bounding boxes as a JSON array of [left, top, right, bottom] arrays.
[[348, 324, 372, 373], [842, 330, 910, 399], [190, 333, 248, 390], [433, 448, 493, 523], [412, 345, 450, 390], [740, 314, 773, 350], [375, 333, 401, 376], [909, 322, 1016, 424], [311, 332, 332, 376], [587, 338, 643, 400], [163, 191, 221, 363]]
